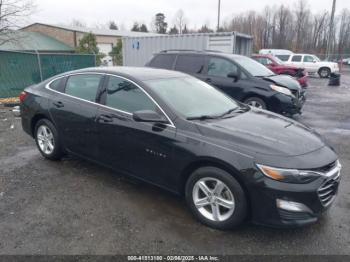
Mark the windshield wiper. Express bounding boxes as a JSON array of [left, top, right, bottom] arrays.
[[219, 107, 248, 118], [186, 115, 218, 121]]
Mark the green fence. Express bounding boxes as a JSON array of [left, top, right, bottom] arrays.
[[0, 50, 96, 98]]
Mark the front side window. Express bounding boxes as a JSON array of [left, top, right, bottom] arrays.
[[292, 55, 302, 62], [303, 56, 314, 62], [175, 55, 205, 74], [208, 57, 239, 77], [105, 76, 157, 113], [146, 77, 240, 118], [65, 74, 102, 102]]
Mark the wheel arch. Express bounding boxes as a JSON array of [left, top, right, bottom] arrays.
[[179, 157, 251, 209], [30, 113, 53, 137]]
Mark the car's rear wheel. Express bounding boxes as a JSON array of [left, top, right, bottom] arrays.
[[185, 167, 247, 230], [318, 67, 331, 78], [35, 119, 63, 160], [244, 97, 266, 109]]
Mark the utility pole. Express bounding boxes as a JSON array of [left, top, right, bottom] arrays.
[[326, 0, 337, 60], [217, 0, 221, 32]]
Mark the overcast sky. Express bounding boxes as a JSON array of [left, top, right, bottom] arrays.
[[30, 0, 350, 30]]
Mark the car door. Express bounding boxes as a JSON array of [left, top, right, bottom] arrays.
[[48, 73, 104, 159], [303, 55, 318, 73], [174, 54, 207, 81], [289, 55, 303, 67], [203, 56, 247, 101], [96, 75, 176, 185]]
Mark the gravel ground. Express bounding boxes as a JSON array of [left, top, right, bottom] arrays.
[[0, 74, 349, 255]]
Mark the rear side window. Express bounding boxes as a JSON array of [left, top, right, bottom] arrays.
[[49, 78, 64, 91], [208, 57, 239, 78], [292, 55, 302, 62], [105, 76, 157, 113], [149, 54, 175, 69], [276, 55, 290, 61], [65, 74, 102, 102], [175, 55, 205, 74]]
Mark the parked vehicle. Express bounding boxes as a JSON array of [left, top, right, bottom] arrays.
[[259, 49, 293, 62], [20, 67, 341, 229], [252, 54, 308, 87], [341, 58, 350, 65], [284, 54, 339, 78], [147, 50, 305, 116]]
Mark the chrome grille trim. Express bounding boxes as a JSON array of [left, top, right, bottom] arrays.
[[317, 160, 341, 207]]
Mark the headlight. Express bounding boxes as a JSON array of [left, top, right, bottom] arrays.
[[256, 164, 320, 184], [270, 84, 294, 97]]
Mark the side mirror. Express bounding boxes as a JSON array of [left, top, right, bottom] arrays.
[[133, 110, 168, 124], [313, 60, 317, 63], [227, 71, 240, 81]]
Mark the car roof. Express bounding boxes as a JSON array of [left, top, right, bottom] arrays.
[[156, 50, 245, 59], [66, 66, 189, 81]]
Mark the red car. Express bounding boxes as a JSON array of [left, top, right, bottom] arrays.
[[252, 54, 308, 88]]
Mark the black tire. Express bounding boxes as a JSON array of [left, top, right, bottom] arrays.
[[318, 67, 331, 78], [244, 97, 267, 109], [185, 167, 248, 230], [34, 119, 63, 160]]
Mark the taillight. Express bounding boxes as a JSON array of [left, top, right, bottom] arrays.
[[19, 91, 27, 103]]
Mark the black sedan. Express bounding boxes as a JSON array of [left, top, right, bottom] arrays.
[[20, 67, 341, 229]]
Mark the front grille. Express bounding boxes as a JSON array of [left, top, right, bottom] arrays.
[[318, 174, 340, 206], [312, 161, 337, 173], [291, 90, 300, 99]]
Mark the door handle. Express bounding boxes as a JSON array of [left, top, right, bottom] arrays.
[[53, 101, 64, 108], [98, 114, 113, 123], [205, 78, 212, 83]]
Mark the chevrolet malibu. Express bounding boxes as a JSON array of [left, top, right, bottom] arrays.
[[20, 67, 341, 229]]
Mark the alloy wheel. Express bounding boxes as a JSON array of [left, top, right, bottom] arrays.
[[37, 125, 55, 155], [192, 177, 235, 222], [247, 100, 264, 109]]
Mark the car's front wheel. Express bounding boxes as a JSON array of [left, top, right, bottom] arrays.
[[35, 119, 63, 160], [244, 97, 266, 109], [318, 67, 331, 78], [185, 167, 247, 230]]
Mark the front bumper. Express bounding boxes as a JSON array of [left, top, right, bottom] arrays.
[[297, 75, 308, 88], [270, 92, 305, 116], [249, 162, 341, 228]]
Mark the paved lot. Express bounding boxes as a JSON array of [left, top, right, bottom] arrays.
[[0, 74, 349, 255]]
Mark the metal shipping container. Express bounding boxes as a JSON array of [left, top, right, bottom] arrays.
[[122, 32, 253, 66]]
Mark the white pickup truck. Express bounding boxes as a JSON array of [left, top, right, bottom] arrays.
[[284, 54, 339, 78]]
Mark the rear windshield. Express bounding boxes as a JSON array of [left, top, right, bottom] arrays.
[[148, 54, 176, 69]]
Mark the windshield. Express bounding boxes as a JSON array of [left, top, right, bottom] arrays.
[[234, 56, 275, 77], [312, 55, 321, 62], [145, 77, 240, 118], [273, 56, 284, 65]]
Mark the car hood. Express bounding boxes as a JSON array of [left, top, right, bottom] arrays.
[[318, 61, 338, 67], [260, 74, 301, 91], [195, 109, 325, 157]]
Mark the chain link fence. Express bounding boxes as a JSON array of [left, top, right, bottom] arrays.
[[0, 50, 96, 98]]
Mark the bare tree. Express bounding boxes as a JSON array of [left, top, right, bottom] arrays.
[[293, 0, 311, 51], [174, 9, 187, 34], [0, 0, 35, 45]]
